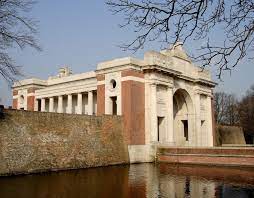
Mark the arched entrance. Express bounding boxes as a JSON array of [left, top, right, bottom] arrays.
[[173, 89, 194, 146]]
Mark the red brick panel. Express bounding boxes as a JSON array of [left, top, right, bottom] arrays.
[[122, 80, 145, 145], [97, 85, 105, 115], [121, 69, 144, 78], [12, 99, 18, 109], [27, 96, 35, 111]]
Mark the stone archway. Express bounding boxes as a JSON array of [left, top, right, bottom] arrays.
[[173, 89, 194, 146]]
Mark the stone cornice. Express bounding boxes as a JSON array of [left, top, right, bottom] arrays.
[[13, 78, 47, 88], [96, 57, 144, 71]]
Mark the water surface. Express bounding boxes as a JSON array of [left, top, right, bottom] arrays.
[[0, 163, 253, 198]]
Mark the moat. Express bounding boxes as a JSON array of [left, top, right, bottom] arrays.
[[0, 163, 253, 198]]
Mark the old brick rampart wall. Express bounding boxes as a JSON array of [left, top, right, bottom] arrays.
[[0, 110, 129, 176]]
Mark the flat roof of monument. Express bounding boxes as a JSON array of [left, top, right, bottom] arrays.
[[13, 78, 47, 88], [97, 57, 145, 71], [47, 71, 96, 85]]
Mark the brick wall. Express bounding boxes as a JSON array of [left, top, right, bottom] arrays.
[[157, 147, 254, 167], [121, 79, 145, 145], [0, 110, 129, 176], [27, 96, 35, 111], [97, 85, 105, 115]]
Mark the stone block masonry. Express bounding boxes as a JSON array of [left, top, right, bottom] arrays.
[[0, 110, 129, 176]]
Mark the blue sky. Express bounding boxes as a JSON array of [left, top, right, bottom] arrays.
[[0, 0, 253, 105]]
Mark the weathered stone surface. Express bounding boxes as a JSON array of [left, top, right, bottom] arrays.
[[0, 110, 129, 175], [216, 125, 246, 146]]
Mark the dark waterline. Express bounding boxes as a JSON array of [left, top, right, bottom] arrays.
[[0, 163, 253, 198]]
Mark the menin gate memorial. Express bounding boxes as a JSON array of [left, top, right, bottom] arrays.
[[12, 43, 216, 162]]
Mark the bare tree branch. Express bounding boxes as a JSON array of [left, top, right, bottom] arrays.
[[107, 0, 254, 79], [0, 0, 40, 83]]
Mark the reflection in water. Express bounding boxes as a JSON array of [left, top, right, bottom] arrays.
[[0, 163, 253, 198]]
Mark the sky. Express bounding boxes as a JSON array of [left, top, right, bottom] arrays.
[[0, 0, 253, 106]]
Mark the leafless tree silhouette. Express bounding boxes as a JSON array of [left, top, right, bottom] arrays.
[[107, 0, 254, 78], [0, 0, 40, 83], [214, 92, 239, 125]]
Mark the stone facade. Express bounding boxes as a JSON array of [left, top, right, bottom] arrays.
[[0, 110, 129, 175], [12, 43, 216, 162]]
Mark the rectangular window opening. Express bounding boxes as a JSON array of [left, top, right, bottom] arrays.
[[182, 120, 189, 141], [157, 117, 164, 142], [110, 96, 117, 115], [38, 100, 41, 111]]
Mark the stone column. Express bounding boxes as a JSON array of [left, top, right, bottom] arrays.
[[88, 91, 93, 115], [34, 99, 39, 111], [166, 86, 174, 144], [41, 98, 45, 112], [77, 93, 83, 114], [67, 94, 72, 114], [150, 84, 158, 142], [49, 97, 54, 112], [57, 95, 63, 113], [206, 96, 213, 146], [195, 93, 201, 146]]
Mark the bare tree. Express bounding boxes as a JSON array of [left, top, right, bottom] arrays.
[[224, 94, 239, 125], [238, 85, 254, 138], [107, 0, 254, 78], [214, 91, 239, 125], [214, 92, 228, 124], [0, 0, 40, 83]]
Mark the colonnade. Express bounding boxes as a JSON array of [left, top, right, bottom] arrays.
[[35, 91, 95, 115]]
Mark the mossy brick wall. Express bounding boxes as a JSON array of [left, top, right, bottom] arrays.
[[0, 110, 129, 175]]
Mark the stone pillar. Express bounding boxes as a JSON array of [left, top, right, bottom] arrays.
[[49, 97, 54, 112], [77, 93, 83, 114], [167, 86, 174, 144], [67, 94, 72, 114], [34, 99, 39, 111], [206, 96, 213, 146], [41, 98, 45, 112], [57, 96, 63, 113], [195, 93, 201, 146], [88, 91, 93, 115], [150, 84, 158, 142]]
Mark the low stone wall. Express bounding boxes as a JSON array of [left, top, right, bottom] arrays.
[[157, 147, 254, 167], [215, 125, 246, 146], [0, 110, 129, 176]]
